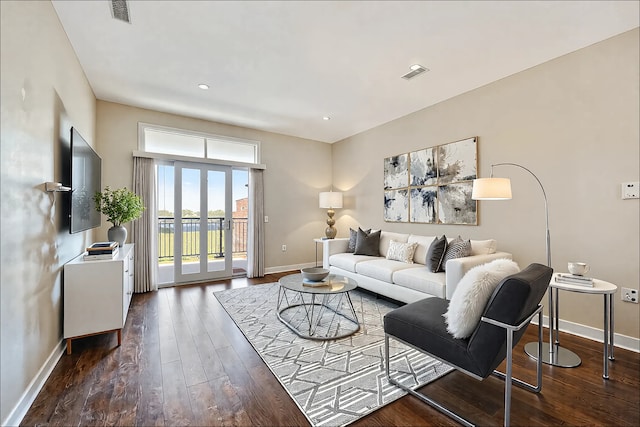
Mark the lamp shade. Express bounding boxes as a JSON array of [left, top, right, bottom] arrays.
[[472, 178, 512, 200], [319, 191, 343, 208]]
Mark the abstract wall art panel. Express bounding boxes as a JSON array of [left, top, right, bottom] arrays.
[[437, 137, 477, 184], [438, 182, 477, 225], [383, 154, 409, 190], [409, 147, 438, 186], [384, 189, 409, 222], [410, 187, 438, 223]]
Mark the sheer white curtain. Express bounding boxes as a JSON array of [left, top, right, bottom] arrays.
[[247, 168, 265, 278], [132, 156, 158, 292]]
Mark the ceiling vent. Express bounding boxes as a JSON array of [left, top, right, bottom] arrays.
[[402, 64, 429, 80], [110, 0, 131, 23]]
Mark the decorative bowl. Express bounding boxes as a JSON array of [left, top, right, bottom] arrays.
[[301, 267, 329, 282]]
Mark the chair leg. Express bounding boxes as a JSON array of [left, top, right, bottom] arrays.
[[493, 310, 544, 394], [385, 334, 475, 427], [492, 311, 544, 426]]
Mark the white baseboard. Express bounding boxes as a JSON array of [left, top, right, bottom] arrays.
[[2, 340, 66, 427], [532, 315, 639, 353], [265, 261, 316, 275]]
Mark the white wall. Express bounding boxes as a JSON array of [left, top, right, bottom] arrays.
[[95, 101, 332, 271], [0, 1, 97, 424], [332, 29, 640, 339]]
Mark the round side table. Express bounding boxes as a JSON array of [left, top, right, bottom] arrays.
[[524, 273, 617, 379]]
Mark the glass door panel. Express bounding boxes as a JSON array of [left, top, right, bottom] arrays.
[[207, 170, 231, 273], [156, 164, 175, 286], [174, 162, 232, 283]]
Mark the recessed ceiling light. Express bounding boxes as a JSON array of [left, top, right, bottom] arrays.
[[323, 116, 331, 121], [198, 83, 209, 90], [402, 64, 429, 80]]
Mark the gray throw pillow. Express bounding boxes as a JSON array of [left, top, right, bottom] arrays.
[[354, 229, 381, 256], [426, 235, 448, 273], [348, 227, 371, 253], [441, 236, 471, 271]]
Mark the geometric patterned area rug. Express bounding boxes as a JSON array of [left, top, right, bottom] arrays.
[[214, 282, 454, 426]]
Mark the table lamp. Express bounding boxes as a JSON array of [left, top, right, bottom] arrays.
[[319, 191, 343, 239]]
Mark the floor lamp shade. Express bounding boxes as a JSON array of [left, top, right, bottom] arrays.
[[472, 178, 512, 200], [319, 192, 343, 239]]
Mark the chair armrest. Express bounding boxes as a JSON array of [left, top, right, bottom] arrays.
[[445, 252, 513, 299], [321, 238, 350, 269], [482, 304, 543, 331]]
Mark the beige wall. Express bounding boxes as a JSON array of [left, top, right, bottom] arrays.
[[96, 101, 332, 270], [1, 3, 637, 423], [0, 1, 97, 423], [332, 29, 640, 339]]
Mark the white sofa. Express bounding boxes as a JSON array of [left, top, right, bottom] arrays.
[[321, 231, 512, 304]]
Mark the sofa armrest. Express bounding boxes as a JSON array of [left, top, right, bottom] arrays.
[[445, 252, 513, 299], [321, 238, 350, 268]]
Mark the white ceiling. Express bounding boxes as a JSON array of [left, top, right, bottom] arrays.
[[51, 1, 639, 143]]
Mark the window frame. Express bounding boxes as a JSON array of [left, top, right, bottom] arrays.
[[137, 122, 263, 168]]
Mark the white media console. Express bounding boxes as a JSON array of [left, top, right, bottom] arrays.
[[63, 244, 134, 354]]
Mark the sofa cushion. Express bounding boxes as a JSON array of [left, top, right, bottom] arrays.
[[407, 235, 437, 265], [426, 235, 448, 273], [329, 253, 376, 273], [355, 259, 420, 283], [470, 239, 497, 255], [441, 236, 471, 271], [386, 241, 418, 263], [379, 231, 410, 258], [348, 227, 371, 253], [443, 259, 521, 339], [354, 229, 381, 256], [392, 267, 446, 299]]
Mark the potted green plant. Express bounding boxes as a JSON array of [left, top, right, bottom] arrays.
[[94, 186, 145, 247]]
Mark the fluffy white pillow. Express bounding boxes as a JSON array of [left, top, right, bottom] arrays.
[[386, 240, 418, 263], [443, 259, 520, 339]]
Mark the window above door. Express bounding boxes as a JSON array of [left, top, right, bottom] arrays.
[[138, 122, 261, 165]]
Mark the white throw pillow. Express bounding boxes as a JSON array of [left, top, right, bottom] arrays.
[[443, 258, 520, 339], [386, 240, 418, 264], [470, 239, 498, 255]]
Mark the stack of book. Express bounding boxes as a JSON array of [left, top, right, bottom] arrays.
[[84, 241, 119, 260], [555, 273, 594, 287]]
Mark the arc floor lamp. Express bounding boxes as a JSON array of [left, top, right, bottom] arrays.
[[472, 163, 579, 367]]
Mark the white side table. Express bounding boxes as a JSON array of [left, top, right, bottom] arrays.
[[524, 273, 617, 379], [313, 238, 325, 267]]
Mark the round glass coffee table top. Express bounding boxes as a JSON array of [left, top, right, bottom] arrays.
[[277, 273, 359, 340], [278, 273, 357, 294]]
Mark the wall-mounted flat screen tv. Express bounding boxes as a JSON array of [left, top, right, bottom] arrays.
[[70, 127, 102, 234]]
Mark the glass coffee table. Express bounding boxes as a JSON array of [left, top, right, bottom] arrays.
[[277, 273, 360, 340]]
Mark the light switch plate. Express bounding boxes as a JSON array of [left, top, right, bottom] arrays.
[[621, 182, 639, 199]]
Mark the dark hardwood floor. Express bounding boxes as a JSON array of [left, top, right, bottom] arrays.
[[22, 272, 639, 426]]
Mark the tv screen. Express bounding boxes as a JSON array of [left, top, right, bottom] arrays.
[[70, 127, 102, 234]]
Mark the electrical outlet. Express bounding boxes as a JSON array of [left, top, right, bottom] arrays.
[[281, 244, 287, 252], [621, 287, 638, 303], [621, 182, 639, 199]]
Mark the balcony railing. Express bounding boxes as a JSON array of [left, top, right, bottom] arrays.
[[158, 216, 247, 260]]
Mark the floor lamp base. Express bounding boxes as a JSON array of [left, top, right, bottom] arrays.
[[524, 342, 581, 368]]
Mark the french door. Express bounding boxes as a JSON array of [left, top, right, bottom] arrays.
[[174, 162, 233, 283]]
